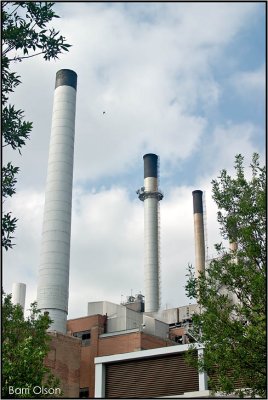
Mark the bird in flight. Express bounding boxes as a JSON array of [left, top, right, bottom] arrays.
[[103, 111, 106, 115]]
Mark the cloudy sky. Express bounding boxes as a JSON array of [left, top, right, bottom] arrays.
[[3, 2, 265, 319]]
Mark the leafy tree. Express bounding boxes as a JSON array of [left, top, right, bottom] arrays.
[[2, 1, 71, 250], [2, 292, 61, 398], [185, 153, 266, 398]]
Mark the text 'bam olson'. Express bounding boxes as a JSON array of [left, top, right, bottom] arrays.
[[9, 386, 62, 396]]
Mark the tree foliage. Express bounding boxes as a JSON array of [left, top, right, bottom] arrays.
[[2, 293, 61, 398], [185, 153, 266, 398], [2, 2, 71, 250]]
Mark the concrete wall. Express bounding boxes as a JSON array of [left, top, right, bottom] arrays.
[[148, 308, 179, 324], [179, 304, 200, 322], [87, 301, 143, 333], [143, 315, 169, 339], [88, 301, 117, 316], [125, 308, 143, 330], [107, 304, 126, 332]]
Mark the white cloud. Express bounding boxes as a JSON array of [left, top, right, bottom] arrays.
[[204, 122, 263, 178], [2, 180, 222, 318], [231, 65, 265, 96], [5, 2, 261, 187], [3, 2, 265, 319], [3, 190, 44, 314]]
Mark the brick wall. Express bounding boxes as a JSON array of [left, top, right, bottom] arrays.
[[48, 315, 176, 398], [98, 332, 142, 356], [67, 314, 106, 334], [141, 332, 174, 349], [45, 332, 81, 398], [67, 314, 106, 397]]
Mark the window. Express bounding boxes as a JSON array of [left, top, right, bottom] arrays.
[[175, 335, 183, 344], [73, 330, 91, 346], [79, 387, 89, 398]]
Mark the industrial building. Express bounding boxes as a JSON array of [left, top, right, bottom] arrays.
[[43, 299, 203, 398], [11, 69, 241, 398]]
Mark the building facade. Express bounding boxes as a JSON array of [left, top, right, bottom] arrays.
[[46, 309, 176, 398]]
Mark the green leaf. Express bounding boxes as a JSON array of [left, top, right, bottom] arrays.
[[185, 153, 266, 398], [2, 292, 62, 396], [2, 1, 71, 252]]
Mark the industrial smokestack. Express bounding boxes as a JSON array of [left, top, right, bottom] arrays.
[[192, 190, 206, 279], [137, 154, 163, 313], [37, 69, 77, 333], [12, 282, 26, 313]]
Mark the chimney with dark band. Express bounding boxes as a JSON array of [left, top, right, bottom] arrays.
[[137, 154, 163, 312], [192, 190, 205, 278], [37, 69, 77, 333]]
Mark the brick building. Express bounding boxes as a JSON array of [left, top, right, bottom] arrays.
[[45, 332, 81, 397], [67, 313, 174, 397], [45, 298, 182, 398]]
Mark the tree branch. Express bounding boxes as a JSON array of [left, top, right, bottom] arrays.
[[3, 45, 16, 56], [8, 51, 45, 62], [9, 4, 21, 17]]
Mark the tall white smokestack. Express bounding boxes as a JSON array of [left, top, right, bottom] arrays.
[[137, 154, 163, 313], [37, 69, 77, 333], [192, 190, 206, 278], [12, 282, 26, 313]]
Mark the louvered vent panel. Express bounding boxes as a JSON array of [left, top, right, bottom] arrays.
[[106, 352, 199, 398], [208, 368, 244, 390]]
